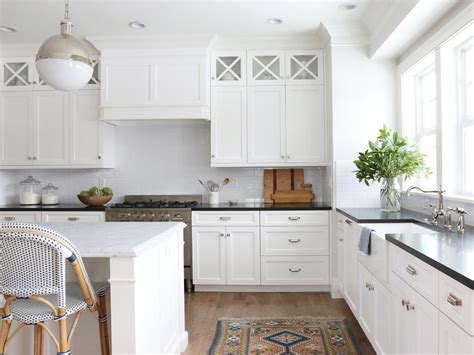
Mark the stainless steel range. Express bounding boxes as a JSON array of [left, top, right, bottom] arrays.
[[105, 195, 201, 292]]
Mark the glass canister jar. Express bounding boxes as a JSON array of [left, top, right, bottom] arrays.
[[42, 183, 60, 205], [19, 175, 42, 205]]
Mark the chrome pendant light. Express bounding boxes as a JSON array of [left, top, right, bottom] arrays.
[[36, 0, 92, 91]]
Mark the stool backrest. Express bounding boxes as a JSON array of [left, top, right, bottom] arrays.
[[0, 223, 96, 309]]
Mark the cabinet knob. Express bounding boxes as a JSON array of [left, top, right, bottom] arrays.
[[281, 155, 285, 159], [32, 156, 37, 160], [27, 157, 32, 160], [211, 77, 215, 80], [338, 238, 343, 242], [211, 154, 215, 158], [286, 155, 290, 159], [98, 155, 102, 160], [226, 233, 231, 237], [220, 233, 225, 237]]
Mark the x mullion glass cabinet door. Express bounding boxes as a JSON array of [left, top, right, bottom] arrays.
[[211, 51, 246, 86], [247, 51, 285, 86], [286, 50, 324, 85], [1, 58, 36, 90]]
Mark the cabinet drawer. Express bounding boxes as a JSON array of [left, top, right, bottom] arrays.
[[261, 226, 328, 256], [0, 212, 42, 223], [260, 211, 328, 226], [261, 255, 329, 285], [391, 245, 439, 305], [192, 211, 259, 226], [439, 272, 474, 336], [42, 212, 105, 223]]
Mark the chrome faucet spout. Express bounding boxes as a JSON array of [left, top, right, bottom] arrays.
[[406, 184, 447, 226]]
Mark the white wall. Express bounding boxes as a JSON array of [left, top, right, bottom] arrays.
[[0, 121, 328, 205], [331, 45, 397, 208]]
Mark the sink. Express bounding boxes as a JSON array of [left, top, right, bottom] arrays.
[[360, 222, 441, 237]]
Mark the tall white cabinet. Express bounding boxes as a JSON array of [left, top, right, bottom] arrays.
[[211, 49, 326, 167]]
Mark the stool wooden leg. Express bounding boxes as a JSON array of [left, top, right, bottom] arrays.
[[0, 301, 12, 355], [57, 308, 70, 355], [97, 292, 110, 355], [34, 324, 43, 355]]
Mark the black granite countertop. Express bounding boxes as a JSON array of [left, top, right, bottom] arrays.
[[193, 202, 332, 211], [337, 207, 474, 289], [0, 204, 107, 212]]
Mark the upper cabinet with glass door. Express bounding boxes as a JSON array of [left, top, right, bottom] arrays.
[[286, 50, 324, 85], [1, 58, 37, 90], [247, 51, 285, 85], [1, 56, 101, 91], [211, 52, 246, 86]]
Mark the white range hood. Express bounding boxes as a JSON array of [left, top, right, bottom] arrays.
[[87, 36, 213, 123]]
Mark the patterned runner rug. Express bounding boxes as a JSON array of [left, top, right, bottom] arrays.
[[209, 317, 361, 354]]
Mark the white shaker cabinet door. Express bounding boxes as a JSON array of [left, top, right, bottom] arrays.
[[211, 87, 247, 165], [286, 50, 324, 85], [343, 218, 360, 315], [32, 91, 69, 165], [225, 227, 260, 285], [0, 212, 42, 223], [439, 312, 474, 355], [0, 92, 33, 165], [69, 90, 102, 166], [358, 262, 375, 338], [247, 86, 285, 164], [285, 85, 325, 164], [192, 227, 226, 285]]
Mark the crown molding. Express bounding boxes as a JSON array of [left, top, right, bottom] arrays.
[[323, 22, 370, 46]]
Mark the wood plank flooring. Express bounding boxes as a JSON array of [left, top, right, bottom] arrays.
[[184, 292, 375, 354]]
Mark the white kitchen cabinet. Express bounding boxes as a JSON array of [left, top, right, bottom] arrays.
[[0, 91, 33, 165], [69, 90, 115, 167], [247, 85, 286, 164], [337, 214, 345, 294], [286, 50, 324, 85], [0, 90, 114, 168], [260, 226, 329, 256], [210, 87, 247, 165], [192, 225, 259, 285], [211, 51, 246, 86], [225, 227, 260, 285], [285, 85, 325, 163], [358, 262, 391, 355], [41, 211, 105, 223], [261, 255, 329, 285], [343, 218, 360, 314], [33, 91, 69, 165], [0, 58, 36, 90], [0, 211, 42, 223], [247, 51, 285, 85], [391, 273, 439, 355], [101, 51, 209, 120], [439, 312, 474, 355]]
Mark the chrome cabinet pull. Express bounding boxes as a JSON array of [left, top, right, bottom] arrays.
[[338, 238, 343, 242], [345, 219, 353, 225], [365, 283, 374, 291], [288, 238, 301, 243], [220, 233, 225, 237], [4, 216, 15, 221], [406, 265, 418, 276], [447, 293, 462, 306], [226, 233, 231, 237], [406, 303, 415, 311], [288, 217, 300, 221], [401, 299, 408, 307], [289, 268, 301, 273], [68, 217, 80, 221], [219, 217, 231, 221]]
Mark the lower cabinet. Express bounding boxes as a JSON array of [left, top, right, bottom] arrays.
[[337, 214, 344, 293], [261, 255, 328, 285], [192, 226, 260, 285], [391, 273, 439, 355], [439, 312, 474, 354], [41, 211, 105, 223], [343, 217, 360, 314], [0, 211, 42, 223], [358, 262, 391, 355]]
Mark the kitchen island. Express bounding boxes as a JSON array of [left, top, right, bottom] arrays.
[[4, 222, 187, 355]]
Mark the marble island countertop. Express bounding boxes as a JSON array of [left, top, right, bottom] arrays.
[[337, 208, 474, 289], [40, 222, 186, 258]]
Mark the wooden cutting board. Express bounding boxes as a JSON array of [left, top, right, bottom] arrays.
[[264, 169, 311, 204]]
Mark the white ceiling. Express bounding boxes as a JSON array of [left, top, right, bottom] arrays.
[[0, 0, 372, 44]]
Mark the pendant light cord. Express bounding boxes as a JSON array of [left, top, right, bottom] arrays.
[[64, 0, 70, 21]]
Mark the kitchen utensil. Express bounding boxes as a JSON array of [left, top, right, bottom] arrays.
[[271, 190, 315, 204], [220, 178, 230, 190], [199, 179, 210, 192], [207, 180, 220, 192], [77, 194, 112, 207]]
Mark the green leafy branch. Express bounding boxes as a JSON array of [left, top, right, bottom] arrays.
[[354, 126, 431, 186]]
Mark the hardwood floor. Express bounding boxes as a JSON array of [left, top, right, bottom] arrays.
[[184, 292, 375, 354]]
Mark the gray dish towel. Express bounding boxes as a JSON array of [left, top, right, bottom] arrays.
[[358, 226, 373, 255]]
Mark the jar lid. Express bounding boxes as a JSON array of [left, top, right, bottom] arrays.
[[43, 183, 58, 191], [20, 175, 41, 185]]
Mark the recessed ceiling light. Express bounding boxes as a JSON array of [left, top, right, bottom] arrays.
[[0, 26, 17, 33], [129, 21, 146, 29], [267, 18, 283, 25], [339, 3, 357, 10]]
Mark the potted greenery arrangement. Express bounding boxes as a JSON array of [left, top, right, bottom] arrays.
[[353, 126, 430, 212]]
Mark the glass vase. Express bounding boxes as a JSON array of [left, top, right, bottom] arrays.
[[380, 177, 401, 212]]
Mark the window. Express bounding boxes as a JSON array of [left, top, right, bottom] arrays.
[[400, 23, 474, 197], [458, 39, 474, 194]]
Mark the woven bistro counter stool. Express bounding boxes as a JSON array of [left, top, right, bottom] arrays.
[[0, 223, 110, 355]]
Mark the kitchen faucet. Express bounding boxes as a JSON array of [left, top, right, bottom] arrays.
[[406, 184, 449, 227]]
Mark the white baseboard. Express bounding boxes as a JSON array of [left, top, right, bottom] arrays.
[[194, 285, 330, 292], [330, 283, 344, 299], [168, 331, 188, 354]]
